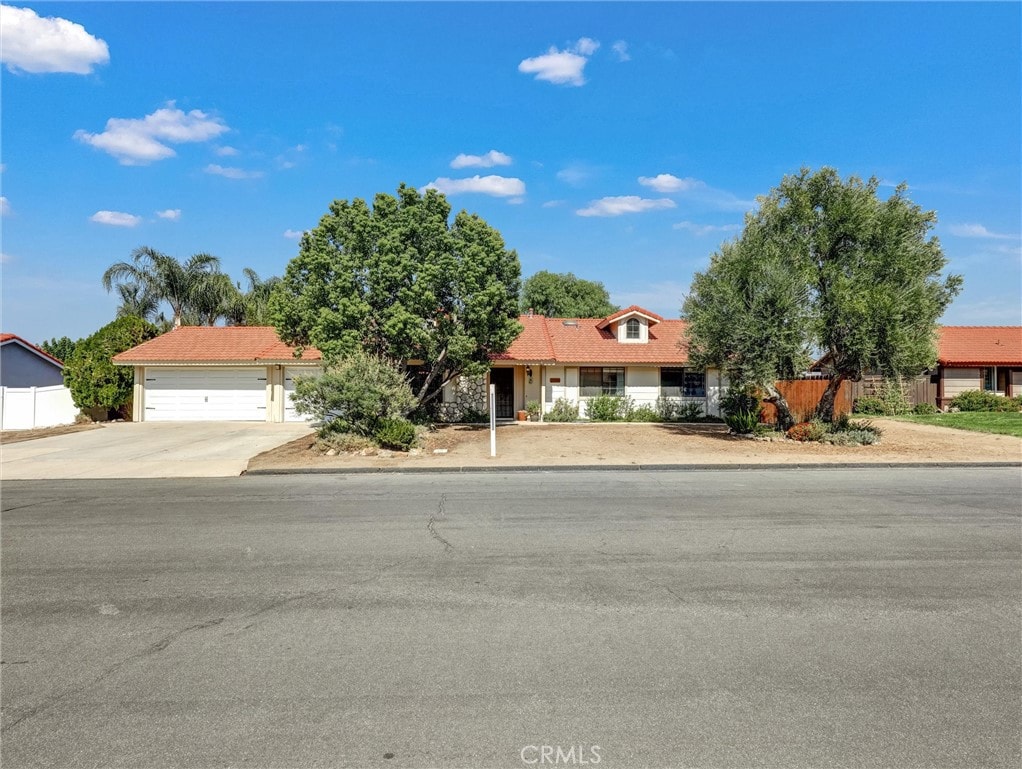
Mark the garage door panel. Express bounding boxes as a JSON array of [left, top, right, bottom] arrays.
[[145, 367, 268, 421], [284, 366, 321, 422]]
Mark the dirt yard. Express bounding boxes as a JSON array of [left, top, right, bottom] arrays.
[[248, 418, 1022, 471]]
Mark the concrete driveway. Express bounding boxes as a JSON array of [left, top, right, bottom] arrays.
[[0, 422, 313, 479]]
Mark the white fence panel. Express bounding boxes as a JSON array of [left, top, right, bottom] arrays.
[[1, 385, 78, 430]]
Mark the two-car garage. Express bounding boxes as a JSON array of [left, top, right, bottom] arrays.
[[143, 367, 269, 421], [112, 326, 323, 423]]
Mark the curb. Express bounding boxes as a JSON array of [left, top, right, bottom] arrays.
[[244, 461, 1022, 476]]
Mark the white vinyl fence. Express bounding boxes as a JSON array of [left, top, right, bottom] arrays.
[[0, 385, 79, 430]]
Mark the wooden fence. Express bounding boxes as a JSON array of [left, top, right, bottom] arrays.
[[849, 375, 937, 407], [760, 379, 852, 424]]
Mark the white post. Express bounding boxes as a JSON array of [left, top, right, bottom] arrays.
[[489, 383, 497, 457]]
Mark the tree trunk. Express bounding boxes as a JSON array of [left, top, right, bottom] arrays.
[[762, 382, 796, 431], [814, 374, 847, 422]]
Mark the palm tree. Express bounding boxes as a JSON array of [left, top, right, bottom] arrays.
[[102, 246, 225, 328], [236, 268, 281, 326], [190, 272, 244, 326], [114, 282, 163, 324]]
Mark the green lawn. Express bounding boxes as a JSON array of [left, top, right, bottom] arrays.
[[895, 411, 1022, 438]]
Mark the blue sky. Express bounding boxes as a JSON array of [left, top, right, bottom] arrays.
[[2, 1, 1020, 344]]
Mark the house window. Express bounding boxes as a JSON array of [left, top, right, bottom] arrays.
[[580, 367, 625, 396], [660, 368, 706, 398], [982, 367, 995, 391], [625, 318, 640, 340]]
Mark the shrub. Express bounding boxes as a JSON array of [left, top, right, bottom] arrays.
[[677, 401, 704, 421], [459, 406, 489, 423], [292, 349, 416, 437], [587, 394, 630, 421], [374, 417, 418, 451], [724, 410, 760, 434], [721, 388, 759, 418], [913, 402, 938, 415], [786, 420, 827, 442], [627, 404, 660, 422], [655, 396, 679, 421], [317, 432, 376, 453], [63, 316, 158, 417], [951, 390, 1021, 412], [525, 400, 541, 419], [546, 398, 579, 422], [853, 396, 886, 415]]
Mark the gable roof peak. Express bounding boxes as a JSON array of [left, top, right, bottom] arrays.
[[596, 305, 665, 330]]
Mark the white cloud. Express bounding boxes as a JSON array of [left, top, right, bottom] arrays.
[[0, 252, 11, 264], [948, 223, 1017, 240], [518, 38, 600, 86], [75, 103, 229, 165], [204, 164, 264, 180], [556, 164, 596, 187], [216, 146, 239, 157], [155, 208, 181, 221], [424, 175, 526, 198], [450, 150, 512, 169], [0, 4, 109, 74], [612, 41, 631, 62], [0, 196, 10, 216], [576, 196, 676, 217], [638, 174, 702, 193], [283, 229, 305, 240], [542, 200, 566, 208], [639, 174, 756, 212], [90, 210, 141, 227], [673, 221, 742, 237]]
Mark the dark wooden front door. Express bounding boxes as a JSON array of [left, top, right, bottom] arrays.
[[490, 367, 514, 419]]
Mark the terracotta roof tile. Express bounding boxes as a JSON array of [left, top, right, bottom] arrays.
[[112, 326, 321, 364], [494, 313, 689, 365], [0, 333, 65, 366], [938, 326, 1022, 366]]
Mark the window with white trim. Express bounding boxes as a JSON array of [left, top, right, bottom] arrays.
[[660, 368, 706, 397], [625, 318, 641, 339], [580, 367, 625, 396]]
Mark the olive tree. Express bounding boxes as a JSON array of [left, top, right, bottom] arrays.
[[684, 167, 962, 424]]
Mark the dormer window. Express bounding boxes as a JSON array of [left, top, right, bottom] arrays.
[[626, 318, 640, 340]]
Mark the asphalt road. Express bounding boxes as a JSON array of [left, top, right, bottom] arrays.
[[2, 468, 1020, 769]]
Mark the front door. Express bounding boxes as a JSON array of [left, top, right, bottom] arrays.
[[490, 367, 514, 419]]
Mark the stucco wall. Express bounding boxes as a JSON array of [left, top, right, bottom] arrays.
[[0, 344, 64, 388]]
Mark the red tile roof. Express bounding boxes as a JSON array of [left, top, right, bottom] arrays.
[[494, 311, 689, 365], [0, 333, 65, 366], [112, 326, 322, 364], [938, 326, 1022, 367]]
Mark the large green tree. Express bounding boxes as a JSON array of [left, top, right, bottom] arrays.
[[63, 316, 158, 418], [39, 335, 80, 364], [270, 184, 522, 408], [684, 167, 962, 425], [520, 270, 618, 318], [102, 246, 229, 328]]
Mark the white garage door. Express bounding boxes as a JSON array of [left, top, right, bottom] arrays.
[[144, 367, 268, 421], [284, 366, 321, 422]]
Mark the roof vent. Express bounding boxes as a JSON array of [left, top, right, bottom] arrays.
[[562, 320, 579, 327]]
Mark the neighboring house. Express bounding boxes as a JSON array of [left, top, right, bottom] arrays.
[[112, 326, 322, 422], [1, 333, 65, 387], [936, 326, 1022, 408], [0, 333, 78, 429], [441, 305, 725, 420]]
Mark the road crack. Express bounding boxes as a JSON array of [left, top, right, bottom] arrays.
[[426, 493, 454, 552], [1, 616, 226, 734]]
